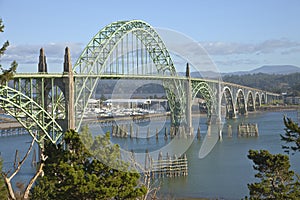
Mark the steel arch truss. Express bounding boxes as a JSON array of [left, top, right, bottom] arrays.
[[73, 20, 185, 129], [0, 84, 63, 146], [191, 81, 216, 118]]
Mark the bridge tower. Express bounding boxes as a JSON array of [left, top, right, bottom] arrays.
[[38, 47, 75, 134], [185, 63, 193, 136], [38, 48, 47, 73], [63, 47, 75, 131]]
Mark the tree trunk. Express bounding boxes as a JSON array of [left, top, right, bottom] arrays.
[[4, 177, 16, 200], [23, 162, 44, 199], [3, 176, 15, 200], [1, 136, 35, 199]]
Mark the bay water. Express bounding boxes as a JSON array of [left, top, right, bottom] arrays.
[[0, 110, 299, 199]]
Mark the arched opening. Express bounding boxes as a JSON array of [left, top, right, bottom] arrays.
[[236, 90, 246, 115], [261, 93, 266, 105], [221, 87, 235, 119], [247, 92, 255, 112], [255, 93, 261, 109]]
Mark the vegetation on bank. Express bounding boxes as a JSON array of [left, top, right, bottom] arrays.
[[223, 73, 300, 96], [0, 18, 19, 199], [0, 159, 8, 199], [31, 129, 147, 200], [0, 18, 17, 85], [244, 117, 300, 199]]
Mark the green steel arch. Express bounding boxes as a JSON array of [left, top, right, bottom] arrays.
[[73, 20, 184, 129], [73, 20, 177, 75], [0, 85, 63, 145], [191, 81, 216, 118]]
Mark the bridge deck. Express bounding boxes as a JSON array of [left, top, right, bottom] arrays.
[[12, 73, 279, 96]]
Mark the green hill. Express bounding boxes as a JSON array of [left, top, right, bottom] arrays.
[[222, 73, 300, 96]]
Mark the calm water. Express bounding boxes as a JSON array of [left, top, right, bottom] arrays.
[[0, 110, 299, 199]]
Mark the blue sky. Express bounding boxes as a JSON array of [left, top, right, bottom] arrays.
[[0, 0, 300, 72]]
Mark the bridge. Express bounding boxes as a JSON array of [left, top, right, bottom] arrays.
[[0, 20, 279, 146]]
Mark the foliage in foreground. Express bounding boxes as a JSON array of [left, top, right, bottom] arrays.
[[31, 129, 146, 200], [245, 150, 300, 199], [281, 116, 300, 154], [0, 18, 17, 85], [245, 117, 300, 199], [0, 159, 8, 199]]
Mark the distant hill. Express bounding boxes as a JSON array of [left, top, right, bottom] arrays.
[[222, 72, 300, 95], [225, 65, 300, 76], [177, 65, 300, 78]]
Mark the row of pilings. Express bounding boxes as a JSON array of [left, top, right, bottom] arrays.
[[0, 127, 27, 137], [226, 123, 259, 137], [130, 150, 188, 179], [111, 124, 200, 140]]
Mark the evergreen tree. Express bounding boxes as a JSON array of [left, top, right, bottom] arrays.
[[0, 18, 17, 85], [0, 17, 17, 199], [281, 116, 300, 154], [31, 129, 146, 200], [244, 150, 300, 199], [0, 158, 8, 199]]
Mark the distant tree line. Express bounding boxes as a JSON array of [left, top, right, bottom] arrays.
[[223, 73, 300, 96]]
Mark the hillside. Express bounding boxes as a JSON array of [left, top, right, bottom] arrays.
[[222, 73, 300, 95], [224, 65, 300, 76], [249, 65, 300, 74]]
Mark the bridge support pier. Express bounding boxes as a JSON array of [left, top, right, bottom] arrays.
[[63, 47, 75, 131], [185, 63, 193, 136]]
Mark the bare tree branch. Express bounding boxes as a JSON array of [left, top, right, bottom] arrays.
[[1, 134, 35, 200], [23, 151, 47, 199]]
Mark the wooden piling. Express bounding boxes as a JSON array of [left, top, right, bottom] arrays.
[[14, 150, 19, 169], [147, 127, 150, 140], [227, 124, 232, 137], [31, 148, 37, 167], [136, 126, 139, 139], [238, 123, 259, 137], [130, 123, 133, 138], [197, 127, 201, 140], [151, 152, 188, 179]]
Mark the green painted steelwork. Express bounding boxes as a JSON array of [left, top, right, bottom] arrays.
[[0, 84, 63, 145], [73, 20, 185, 130], [0, 19, 281, 146], [192, 81, 217, 118]]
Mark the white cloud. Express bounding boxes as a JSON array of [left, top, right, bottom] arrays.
[[1, 42, 84, 66], [201, 38, 300, 55], [1, 38, 299, 73]]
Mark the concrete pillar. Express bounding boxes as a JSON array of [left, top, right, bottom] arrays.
[[38, 48, 47, 73], [64, 47, 75, 130], [185, 63, 193, 136]]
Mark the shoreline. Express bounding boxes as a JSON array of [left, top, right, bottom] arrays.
[[256, 105, 299, 112]]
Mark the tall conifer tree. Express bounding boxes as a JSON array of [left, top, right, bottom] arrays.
[[0, 18, 17, 85], [31, 129, 147, 200]]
